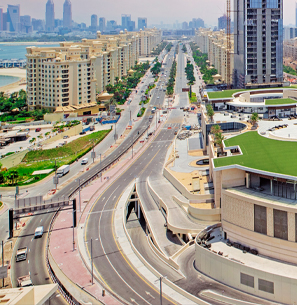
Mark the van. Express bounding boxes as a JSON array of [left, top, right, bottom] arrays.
[[81, 158, 88, 165], [34, 226, 44, 238]]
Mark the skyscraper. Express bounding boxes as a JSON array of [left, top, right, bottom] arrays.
[[121, 14, 131, 30], [91, 14, 97, 31], [233, 0, 283, 88], [0, 8, 3, 31], [63, 0, 72, 29], [218, 14, 230, 31], [99, 17, 106, 32], [45, 0, 55, 32], [7, 4, 20, 32], [138, 17, 147, 30]]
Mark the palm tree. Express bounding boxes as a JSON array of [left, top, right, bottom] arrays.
[[210, 125, 222, 138], [29, 138, 36, 144], [214, 132, 225, 156], [251, 112, 259, 126], [206, 104, 215, 122]]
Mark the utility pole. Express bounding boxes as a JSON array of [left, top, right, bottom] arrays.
[[78, 179, 81, 212], [2, 240, 4, 287], [160, 276, 163, 305], [100, 153, 102, 182], [91, 238, 93, 285]]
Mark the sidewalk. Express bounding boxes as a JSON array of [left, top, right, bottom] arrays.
[[49, 118, 166, 304]]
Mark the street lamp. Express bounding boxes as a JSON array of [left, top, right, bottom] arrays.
[[85, 238, 99, 285], [155, 276, 167, 305]]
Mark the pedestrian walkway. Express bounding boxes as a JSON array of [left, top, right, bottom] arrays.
[[49, 119, 165, 304]]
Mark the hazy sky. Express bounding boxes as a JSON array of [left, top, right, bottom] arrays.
[[1, 0, 296, 26]]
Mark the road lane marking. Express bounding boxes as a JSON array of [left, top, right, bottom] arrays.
[[28, 260, 29, 264]]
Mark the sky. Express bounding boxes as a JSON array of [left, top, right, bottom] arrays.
[[1, 0, 296, 27]]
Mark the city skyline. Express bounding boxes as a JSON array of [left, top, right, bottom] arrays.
[[0, 0, 295, 27]]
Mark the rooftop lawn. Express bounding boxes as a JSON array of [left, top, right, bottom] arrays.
[[214, 131, 297, 177], [207, 86, 297, 100], [265, 98, 297, 106]]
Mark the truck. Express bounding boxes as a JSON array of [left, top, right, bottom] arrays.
[[16, 247, 28, 262], [17, 275, 33, 287], [56, 165, 70, 178]]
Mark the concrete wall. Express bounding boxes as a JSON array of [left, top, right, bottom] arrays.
[[283, 89, 297, 99], [42, 123, 83, 146], [163, 167, 214, 201], [44, 112, 64, 123], [188, 205, 221, 222], [221, 189, 297, 264], [195, 239, 297, 304], [239, 92, 250, 103]]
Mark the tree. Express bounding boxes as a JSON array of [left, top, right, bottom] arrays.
[[29, 137, 36, 144], [210, 125, 222, 138], [37, 135, 43, 141], [8, 170, 18, 185], [251, 112, 259, 126], [206, 104, 215, 122], [45, 132, 50, 138], [214, 132, 225, 156], [0, 172, 5, 184]]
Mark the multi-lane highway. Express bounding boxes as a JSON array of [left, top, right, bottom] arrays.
[[11, 43, 178, 304], [84, 43, 189, 304]]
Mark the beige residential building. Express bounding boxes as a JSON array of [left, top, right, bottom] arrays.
[[26, 29, 162, 111], [284, 38, 297, 61], [195, 28, 234, 84]]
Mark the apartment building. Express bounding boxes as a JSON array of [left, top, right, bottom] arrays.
[[233, 0, 283, 88], [26, 29, 162, 111], [195, 28, 234, 84]]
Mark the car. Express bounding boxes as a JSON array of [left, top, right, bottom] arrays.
[[63, 135, 69, 139], [157, 96, 160, 99], [35, 128, 41, 132], [35, 226, 44, 238], [79, 131, 86, 135], [81, 157, 88, 165]]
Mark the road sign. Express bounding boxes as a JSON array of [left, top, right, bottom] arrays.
[[91, 152, 96, 159], [114, 134, 118, 141], [0, 266, 7, 279]]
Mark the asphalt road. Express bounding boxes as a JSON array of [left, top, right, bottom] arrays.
[[84, 43, 191, 305], [11, 43, 178, 304]]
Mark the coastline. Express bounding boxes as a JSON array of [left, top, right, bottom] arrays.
[[0, 42, 60, 46], [0, 68, 27, 93]]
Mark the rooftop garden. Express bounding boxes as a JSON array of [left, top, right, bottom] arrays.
[[265, 98, 297, 106], [214, 131, 297, 177], [207, 85, 297, 100]]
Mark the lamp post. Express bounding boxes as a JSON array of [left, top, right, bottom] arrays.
[[155, 276, 167, 305]]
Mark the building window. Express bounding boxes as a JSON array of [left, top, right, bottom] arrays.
[[254, 205, 267, 235], [240, 273, 254, 288], [274, 209, 288, 240], [258, 279, 274, 294]]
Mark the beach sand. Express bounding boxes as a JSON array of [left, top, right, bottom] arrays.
[[0, 68, 26, 94]]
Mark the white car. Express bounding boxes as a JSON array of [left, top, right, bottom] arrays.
[[35, 226, 44, 238], [157, 96, 160, 99]]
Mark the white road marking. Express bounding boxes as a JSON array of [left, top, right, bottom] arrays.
[[29, 249, 30, 252], [145, 291, 155, 299], [40, 219, 42, 222], [28, 260, 29, 264]]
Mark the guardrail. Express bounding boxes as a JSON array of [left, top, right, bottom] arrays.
[[67, 121, 151, 200], [45, 208, 82, 305]]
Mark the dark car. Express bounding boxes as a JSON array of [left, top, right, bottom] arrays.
[[79, 131, 86, 135]]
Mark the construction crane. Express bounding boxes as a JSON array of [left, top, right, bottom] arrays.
[[226, 0, 231, 88]]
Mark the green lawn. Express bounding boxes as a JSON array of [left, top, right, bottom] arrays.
[[207, 87, 296, 100], [265, 98, 297, 106], [214, 131, 297, 177], [0, 129, 111, 186]]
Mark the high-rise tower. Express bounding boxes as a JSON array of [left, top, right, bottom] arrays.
[[45, 0, 55, 32], [233, 0, 283, 88], [63, 0, 72, 29]]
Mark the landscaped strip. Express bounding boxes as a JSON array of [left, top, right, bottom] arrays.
[[214, 131, 297, 177], [0, 129, 111, 186]]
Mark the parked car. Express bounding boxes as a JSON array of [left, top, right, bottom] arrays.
[[80, 131, 86, 135], [63, 135, 69, 139], [35, 128, 41, 132]]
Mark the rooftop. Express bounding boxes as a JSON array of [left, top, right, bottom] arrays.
[[207, 86, 297, 100], [214, 131, 297, 177]]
